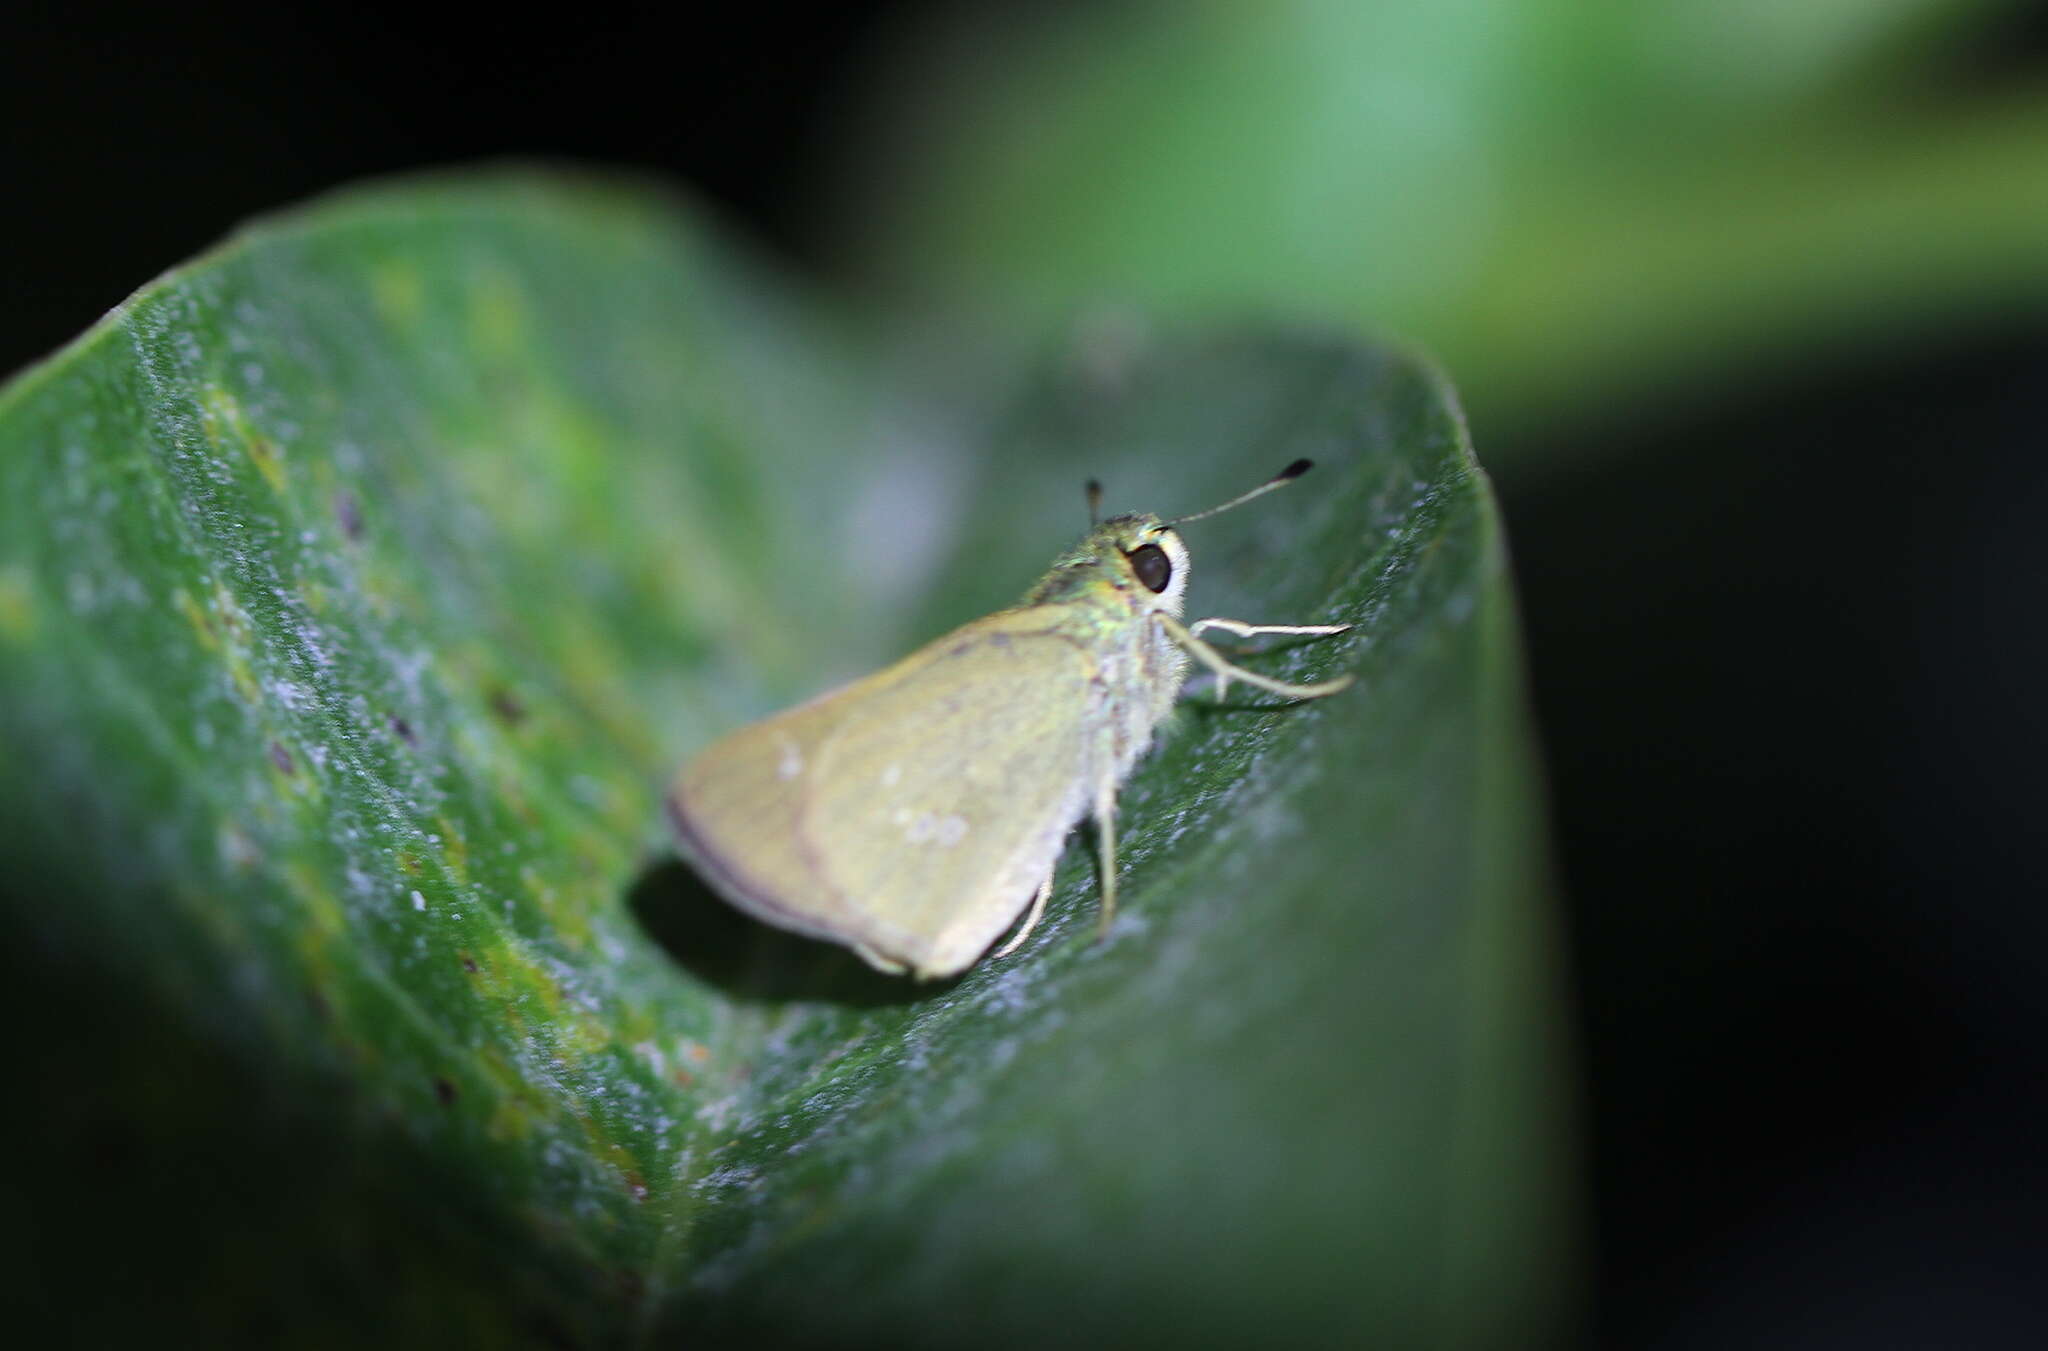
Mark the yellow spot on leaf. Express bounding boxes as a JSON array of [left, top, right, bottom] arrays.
[[174, 588, 217, 652], [0, 566, 35, 643], [467, 267, 529, 361], [436, 815, 471, 885], [370, 261, 425, 327]]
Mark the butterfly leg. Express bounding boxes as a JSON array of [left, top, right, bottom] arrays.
[[1188, 616, 1350, 642], [1157, 613, 1355, 702], [1094, 776, 1118, 940], [994, 873, 1054, 958]]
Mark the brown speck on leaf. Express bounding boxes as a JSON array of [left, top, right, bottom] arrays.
[[672, 1067, 694, 1087], [687, 1043, 710, 1064], [398, 850, 422, 875], [624, 1171, 649, 1203], [334, 490, 364, 541], [388, 713, 418, 747], [433, 1077, 457, 1107], [488, 687, 527, 725], [268, 740, 294, 774], [458, 951, 479, 974]]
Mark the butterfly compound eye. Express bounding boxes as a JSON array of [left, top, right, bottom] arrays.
[[1127, 543, 1172, 593]]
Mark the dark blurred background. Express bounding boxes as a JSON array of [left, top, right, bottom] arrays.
[[7, 3, 2046, 1345]]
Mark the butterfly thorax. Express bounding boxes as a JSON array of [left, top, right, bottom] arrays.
[[1015, 512, 1192, 777]]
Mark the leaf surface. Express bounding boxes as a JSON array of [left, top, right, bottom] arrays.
[[0, 173, 1572, 1347]]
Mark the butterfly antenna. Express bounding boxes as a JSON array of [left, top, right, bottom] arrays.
[[1168, 459, 1314, 525], [1085, 478, 1104, 526]]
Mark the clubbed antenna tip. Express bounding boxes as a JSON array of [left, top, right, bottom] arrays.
[[1170, 459, 1319, 525]]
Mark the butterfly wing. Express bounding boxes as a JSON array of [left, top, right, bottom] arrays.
[[669, 609, 1103, 979]]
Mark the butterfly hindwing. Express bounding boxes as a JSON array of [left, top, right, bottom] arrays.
[[672, 609, 1103, 976]]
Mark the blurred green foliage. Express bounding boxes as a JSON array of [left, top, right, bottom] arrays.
[[837, 0, 2048, 441], [0, 175, 1567, 1344]]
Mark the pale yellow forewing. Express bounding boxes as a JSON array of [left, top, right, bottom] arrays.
[[670, 609, 1102, 978]]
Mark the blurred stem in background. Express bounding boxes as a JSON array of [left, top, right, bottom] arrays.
[[830, 0, 2048, 451]]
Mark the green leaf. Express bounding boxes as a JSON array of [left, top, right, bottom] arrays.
[[0, 173, 1573, 1346]]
